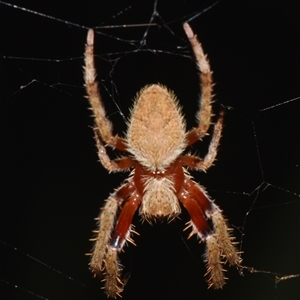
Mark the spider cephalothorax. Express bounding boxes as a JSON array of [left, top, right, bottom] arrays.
[[84, 23, 241, 298]]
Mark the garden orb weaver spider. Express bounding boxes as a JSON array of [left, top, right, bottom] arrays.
[[84, 23, 241, 297]]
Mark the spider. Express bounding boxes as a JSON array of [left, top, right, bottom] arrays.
[[84, 23, 241, 298]]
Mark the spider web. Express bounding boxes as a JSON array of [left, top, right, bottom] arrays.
[[1, 1, 299, 299]]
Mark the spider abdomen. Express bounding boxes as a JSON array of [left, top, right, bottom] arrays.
[[127, 84, 186, 171], [140, 177, 181, 219]]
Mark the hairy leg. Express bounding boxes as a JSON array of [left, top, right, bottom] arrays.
[[89, 180, 136, 275], [183, 23, 214, 143], [178, 177, 241, 288], [104, 189, 142, 297], [94, 128, 135, 172], [181, 110, 224, 171], [85, 29, 127, 150], [89, 179, 141, 297]]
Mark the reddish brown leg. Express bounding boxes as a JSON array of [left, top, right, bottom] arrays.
[[113, 135, 128, 151], [90, 180, 142, 297], [179, 177, 241, 289], [110, 190, 142, 249], [89, 181, 136, 275], [182, 178, 214, 213], [177, 177, 215, 238], [177, 187, 212, 239], [103, 189, 142, 297], [180, 154, 203, 169], [177, 179, 225, 288]]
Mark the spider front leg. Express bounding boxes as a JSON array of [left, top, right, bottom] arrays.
[[183, 23, 214, 143], [85, 29, 127, 151]]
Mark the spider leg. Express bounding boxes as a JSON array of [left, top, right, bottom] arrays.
[[180, 109, 224, 171], [178, 177, 241, 288], [104, 190, 142, 297], [178, 186, 212, 239], [182, 178, 241, 264], [89, 181, 136, 275], [90, 179, 142, 297], [85, 29, 127, 151], [177, 183, 226, 288], [94, 128, 135, 172], [183, 23, 214, 145]]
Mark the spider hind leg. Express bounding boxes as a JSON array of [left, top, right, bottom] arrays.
[[178, 178, 241, 288], [89, 181, 142, 297]]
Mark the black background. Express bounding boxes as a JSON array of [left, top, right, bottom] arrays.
[[1, 1, 299, 300]]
